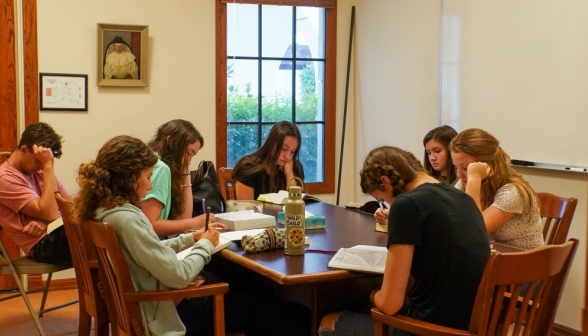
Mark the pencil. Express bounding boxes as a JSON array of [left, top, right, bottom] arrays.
[[205, 206, 211, 232]]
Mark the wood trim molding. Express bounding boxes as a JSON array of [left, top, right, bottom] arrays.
[[551, 323, 581, 336], [22, 0, 39, 125]]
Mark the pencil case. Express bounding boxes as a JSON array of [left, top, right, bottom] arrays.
[[242, 228, 285, 253]]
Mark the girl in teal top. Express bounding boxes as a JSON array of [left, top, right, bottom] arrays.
[[142, 120, 221, 237]]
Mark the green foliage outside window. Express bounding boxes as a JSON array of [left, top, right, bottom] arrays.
[[227, 65, 322, 182]]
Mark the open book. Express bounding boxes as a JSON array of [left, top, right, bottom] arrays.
[[214, 210, 276, 231], [328, 245, 388, 274], [176, 236, 232, 260], [257, 190, 321, 205]]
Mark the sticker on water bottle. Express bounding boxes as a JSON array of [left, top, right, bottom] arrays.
[[288, 228, 305, 247], [286, 214, 303, 226]]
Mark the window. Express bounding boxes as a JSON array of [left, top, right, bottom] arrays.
[[215, 0, 336, 194]]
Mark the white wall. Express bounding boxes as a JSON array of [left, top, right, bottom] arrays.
[[353, 0, 441, 202]]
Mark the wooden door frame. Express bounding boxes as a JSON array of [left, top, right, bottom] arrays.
[[0, 0, 39, 290]]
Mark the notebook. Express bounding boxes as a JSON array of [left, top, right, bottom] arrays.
[[176, 236, 232, 260]]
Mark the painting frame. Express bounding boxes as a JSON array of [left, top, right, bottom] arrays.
[[39, 73, 88, 111], [97, 23, 149, 87]]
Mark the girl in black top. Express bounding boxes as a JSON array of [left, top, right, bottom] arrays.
[[232, 121, 305, 200]]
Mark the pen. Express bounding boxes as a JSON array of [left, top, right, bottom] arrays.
[[378, 200, 388, 219], [204, 206, 211, 232], [202, 198, 206, 215]]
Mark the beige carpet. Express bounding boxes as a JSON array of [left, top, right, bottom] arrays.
[[0, 288, 83, 336]]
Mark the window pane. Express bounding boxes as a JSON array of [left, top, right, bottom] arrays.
[[296, 7, 325, 59], [296, 61, 324, 122], [261, 6, 292, 58], [262, 60, 292, 122], [227, 124, 260, 167], [228, 59, 259, 122], [228, 4, 259, 57], [298, 123, 324, 183]]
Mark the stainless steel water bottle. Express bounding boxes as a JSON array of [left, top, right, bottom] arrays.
[[284, 185, 305, 255]]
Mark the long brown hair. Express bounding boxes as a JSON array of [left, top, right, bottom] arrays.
[[232, 121, 303, 193], [72, 135, 158, 222], [147, 119, 203, 219], [422, 125, 457, 183], [450, 128, 538, 212], [360, 146, 425, 197]]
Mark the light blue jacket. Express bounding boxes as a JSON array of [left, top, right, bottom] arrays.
[[95, 203, 214, 336]]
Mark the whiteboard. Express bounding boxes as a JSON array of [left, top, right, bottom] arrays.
[[441, 0, 588, 167]]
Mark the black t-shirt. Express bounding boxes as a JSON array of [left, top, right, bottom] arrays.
[[235, 161, 305, 199], [387, 183, 490, 330]]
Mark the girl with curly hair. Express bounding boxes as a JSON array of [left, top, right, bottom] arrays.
[[232, 121, 305, 200], [319, 146, 489, 335], [73, 135, 310, 336], [451, 128, 543, 250], [142, 119, 221, 237]]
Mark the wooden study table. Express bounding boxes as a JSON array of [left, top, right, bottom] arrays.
[[219, 202, 386, 285], [214, 202, 385, 334], [214, 202, 518, 334]]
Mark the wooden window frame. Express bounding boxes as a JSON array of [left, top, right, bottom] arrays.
[[215, 0, 337, 194]]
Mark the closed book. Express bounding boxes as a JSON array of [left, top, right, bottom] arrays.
[[176, 236, 232, 260], [328, 245, 388, 274], [214, 210, 276, 231], [257, 190, 321, 205]]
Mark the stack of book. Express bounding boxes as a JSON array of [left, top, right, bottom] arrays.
[[214, 210, 276, 231]]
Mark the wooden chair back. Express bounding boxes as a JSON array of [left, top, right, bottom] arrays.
[[537, 192, 577, 245], [55, 194, 111, 336], [87, 219, 229, 336], [218, 167, 236, 200], [372, 239, 579, 336]]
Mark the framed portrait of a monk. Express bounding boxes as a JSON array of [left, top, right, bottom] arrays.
[[97, 23, 149, 87]]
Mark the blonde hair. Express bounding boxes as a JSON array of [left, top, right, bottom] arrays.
[[450, 128, 538, 212]]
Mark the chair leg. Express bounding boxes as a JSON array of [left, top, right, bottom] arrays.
[[213, 293, 226, 336], [37, 272, 52, 317], [374, 321, 388, 336], [9, 269, 46, 336]]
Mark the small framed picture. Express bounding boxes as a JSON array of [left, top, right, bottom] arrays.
[[39, 73, 88, 111], [97, 23, 149, 87]]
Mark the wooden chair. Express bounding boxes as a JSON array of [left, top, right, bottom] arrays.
[[86, 219, 229, 336], [218, 167, 236, 200], [537, 192, 577, 245], [0, 227, 78, 336], [55, 194, 112, 336], [371, 239, 579, 336]]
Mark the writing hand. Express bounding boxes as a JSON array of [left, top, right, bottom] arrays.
[[466, 162, 491, 181], [201, 227, 220, 247], [22, 221, 48, 237], [374, 208, 389, 225]]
